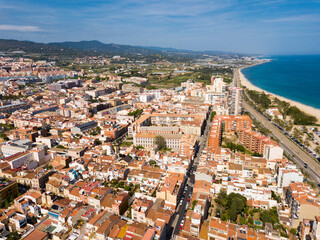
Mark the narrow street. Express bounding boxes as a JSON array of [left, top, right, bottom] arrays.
[[167, 109, 213, 239]]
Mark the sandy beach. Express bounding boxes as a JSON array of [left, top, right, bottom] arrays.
[[238, 66, 320, 124]]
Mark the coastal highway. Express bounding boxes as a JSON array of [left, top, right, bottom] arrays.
[[234, 68, 320, 187], [243, 101, 320, 186]]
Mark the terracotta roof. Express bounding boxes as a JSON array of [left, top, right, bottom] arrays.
[[23, 229, 47, 240]]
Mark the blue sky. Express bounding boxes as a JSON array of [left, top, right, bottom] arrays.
[[1, 0, 320, 54]]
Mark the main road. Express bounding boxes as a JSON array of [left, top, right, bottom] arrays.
[[234, 68, 320, 187], [243, 101, 320, 186], [167, 109, 213, 239]]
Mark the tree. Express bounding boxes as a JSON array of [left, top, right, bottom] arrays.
[[287, 106, 317, 125], [230, 200, 242, 221], [227, 193, 247, 222], [154, 135, 166, 150], [247, 90, 271, 109], [210, 111, 217, 121], [135, 145, 145, 149], [128, 109, 143, 118], [260, 207, 279, 226], [252, 152, 263, 157], [293, 128, 301, 140], [116, 181, 125, 189], [315, 146, 320, 155], [191, 200, 198, 210], [56, 144, 67, 149], [239, 216, 246, 225], [285, 124, 293, 132], [3, 200, 9, 209], [290, 228, 297, 235], [221, 213, 229, 221], [302, 126, 308, 133], [0, 132, 9, 141], [110, 179, 118, 187], [7, 231, 21, 240], [96, 126, 101, 134], [149, 160, 157, 166], [46, 164, 54, 170], [271, 190, 281, 203], [215, 189, 228, 208], [215, 190, 247, 222]]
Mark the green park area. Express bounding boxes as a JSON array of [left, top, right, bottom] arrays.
[[214, 189, 289, 237]]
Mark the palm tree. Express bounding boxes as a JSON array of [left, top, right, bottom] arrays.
[[315, 146, 320, 155]]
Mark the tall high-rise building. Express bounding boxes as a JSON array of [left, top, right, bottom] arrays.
[[212, 77, 227, 93], [227, 87, 242, 115]]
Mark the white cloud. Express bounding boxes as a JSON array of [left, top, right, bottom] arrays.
[[0, 4, 15, 9], [0, 24, 41, 32], [263, 14, 320, 23], [251, 0, 285, 6]]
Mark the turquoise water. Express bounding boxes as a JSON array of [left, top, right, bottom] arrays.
[[242, 55, 320, 109], [254, 220, 262, 226]]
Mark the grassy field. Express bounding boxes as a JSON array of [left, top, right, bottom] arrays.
[[149, 72, 231, 88]]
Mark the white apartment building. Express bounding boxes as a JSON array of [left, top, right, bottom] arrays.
[[205, 92, 225, 104], [227, 87, 242, 115], [263, 145, 284, 160], [277, 168, 304, 188], [213, 77, 227, 93], [139, 93, 155, 103]]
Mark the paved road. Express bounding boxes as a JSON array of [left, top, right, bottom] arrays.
[[243, 101, 320, 186], [234, 68, 320, 187], [172, 182, 192, 236], [168, 110, 213, 239]]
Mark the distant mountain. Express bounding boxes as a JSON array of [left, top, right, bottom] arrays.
[[50, 40, 236, 56], [139, 46, 234, 55], [50, 40, 107, 50], [137, 45, 194, 53], [0, 39, 241, 58], [0, 39, 83, 56], [49, 40, 161, 55]]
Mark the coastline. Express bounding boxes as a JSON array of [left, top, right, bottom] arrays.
[[239, 64, 320, 124]]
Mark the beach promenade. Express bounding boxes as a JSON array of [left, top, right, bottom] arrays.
[[235, 68, 320, 188], [238, 65, 320, 123]]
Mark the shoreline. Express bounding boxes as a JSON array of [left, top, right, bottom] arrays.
[[239, 63, 320, 124]]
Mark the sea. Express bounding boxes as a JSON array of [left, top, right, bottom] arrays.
[[241, 55, 320, 109]]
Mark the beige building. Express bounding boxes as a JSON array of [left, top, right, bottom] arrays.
[[133, 132, 182, 150], [156, 177, 181, 205], [286, 182, 320, 228], [130, 113, 205, 137]]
